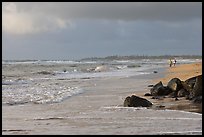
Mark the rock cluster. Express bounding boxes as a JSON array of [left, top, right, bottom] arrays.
[[148, 75, 202, 103], [124, 75, 202, 108]]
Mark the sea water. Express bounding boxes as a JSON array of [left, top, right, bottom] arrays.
[[2, 58, 169, 105], [2, 58, 202, 135]]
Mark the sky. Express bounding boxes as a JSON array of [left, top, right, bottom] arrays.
[[2, 2, 202, 60]]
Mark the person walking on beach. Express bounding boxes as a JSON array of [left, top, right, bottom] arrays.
[[169, 59, 173, 67], [173, 58, 177, 66]]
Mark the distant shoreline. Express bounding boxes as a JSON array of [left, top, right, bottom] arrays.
[[80, 55, 202, 61], [2, 55, 202, 62]]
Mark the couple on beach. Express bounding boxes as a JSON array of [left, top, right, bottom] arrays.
[[169, 58, 177, 67]]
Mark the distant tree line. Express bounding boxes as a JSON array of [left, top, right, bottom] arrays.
[[3, 55, 201, 62], [80, 55, 202, 61]]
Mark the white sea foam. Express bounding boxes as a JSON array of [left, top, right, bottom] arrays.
[[157, 131, 202, 135], [2, 82, 83, 105]]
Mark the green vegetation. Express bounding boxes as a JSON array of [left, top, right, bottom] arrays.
[[80, 55, 202, 61]]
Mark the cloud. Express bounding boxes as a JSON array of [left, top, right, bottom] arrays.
[[2, 2, 201, 35], [11, 2, 202, 20], [2, 2, 71, 35]]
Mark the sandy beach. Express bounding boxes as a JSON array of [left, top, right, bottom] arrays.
[[154, 62, 202, 85], [146, 62, 202, 114]]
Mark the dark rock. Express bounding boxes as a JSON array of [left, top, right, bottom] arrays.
[[150, 81, 172, 96], [188, 75, 202, 100], [168, 91, 177, 98], [127, 64, 141, 68], [185, 95, 190, 100], [181, 81, 193, 93], [167, 78, 183, 97], [193, 96, 202, 104], [124, 95, 153, 107], [153, 71, 158, 73], [191, 75, 202, 97], [70, 65, 77, 67], [151, 96, 164, 100], [144, 93, 152, 96], [177, 89, 189, 97], [182, 75, 202, 101], [185, 76, 197, 88], [167, 78, 183, 92], [37, 71, 54, 75], [157, 105, 165, 108], [147, 84, 154, 87], [124, 96, 131, 107]]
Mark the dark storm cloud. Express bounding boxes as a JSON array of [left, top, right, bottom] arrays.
[[3, 2, 201, 35], [13, 2, 202, 21], [2, 2, 202, 60]]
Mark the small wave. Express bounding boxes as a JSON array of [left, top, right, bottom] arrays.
[[2, 81, 14, 85], [100, 106, 149, 112], [33, 87, 84, 104], [33, 117, 65, 120], [36, 71, 54, 75], [45, 60, 79, 64], [54, 69, 78, 75], [115, 60, 133, 63], [2, 85, 83, 105], [115, 65, 127, 70], [127, 64, 141, 68], [94, 65, 110, 72], [2, 79, 30, 85], [4, 101, 29, 106], [2, 60, 39, 65], [157, 131, 202, 135], [2, 129, 32, 132]]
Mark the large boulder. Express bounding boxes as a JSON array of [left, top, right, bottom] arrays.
[[124, 95, 153, 107], [167, 78, 183, 92], [181, 81, 193, 93], [189, 75, 202, 100], [185, 76, 197, 88], [177, 89, 189, 97], [150, 81, 172, 96]]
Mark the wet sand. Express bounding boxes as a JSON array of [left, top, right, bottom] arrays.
[[2, 76, 202, 135]]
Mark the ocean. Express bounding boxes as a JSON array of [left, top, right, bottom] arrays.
[[2, 58, 202, 135]]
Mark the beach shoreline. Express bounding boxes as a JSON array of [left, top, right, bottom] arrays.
[[142, 62, 202, 114], [154, 62, 202, 85], [2, 60, 202, 135]]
